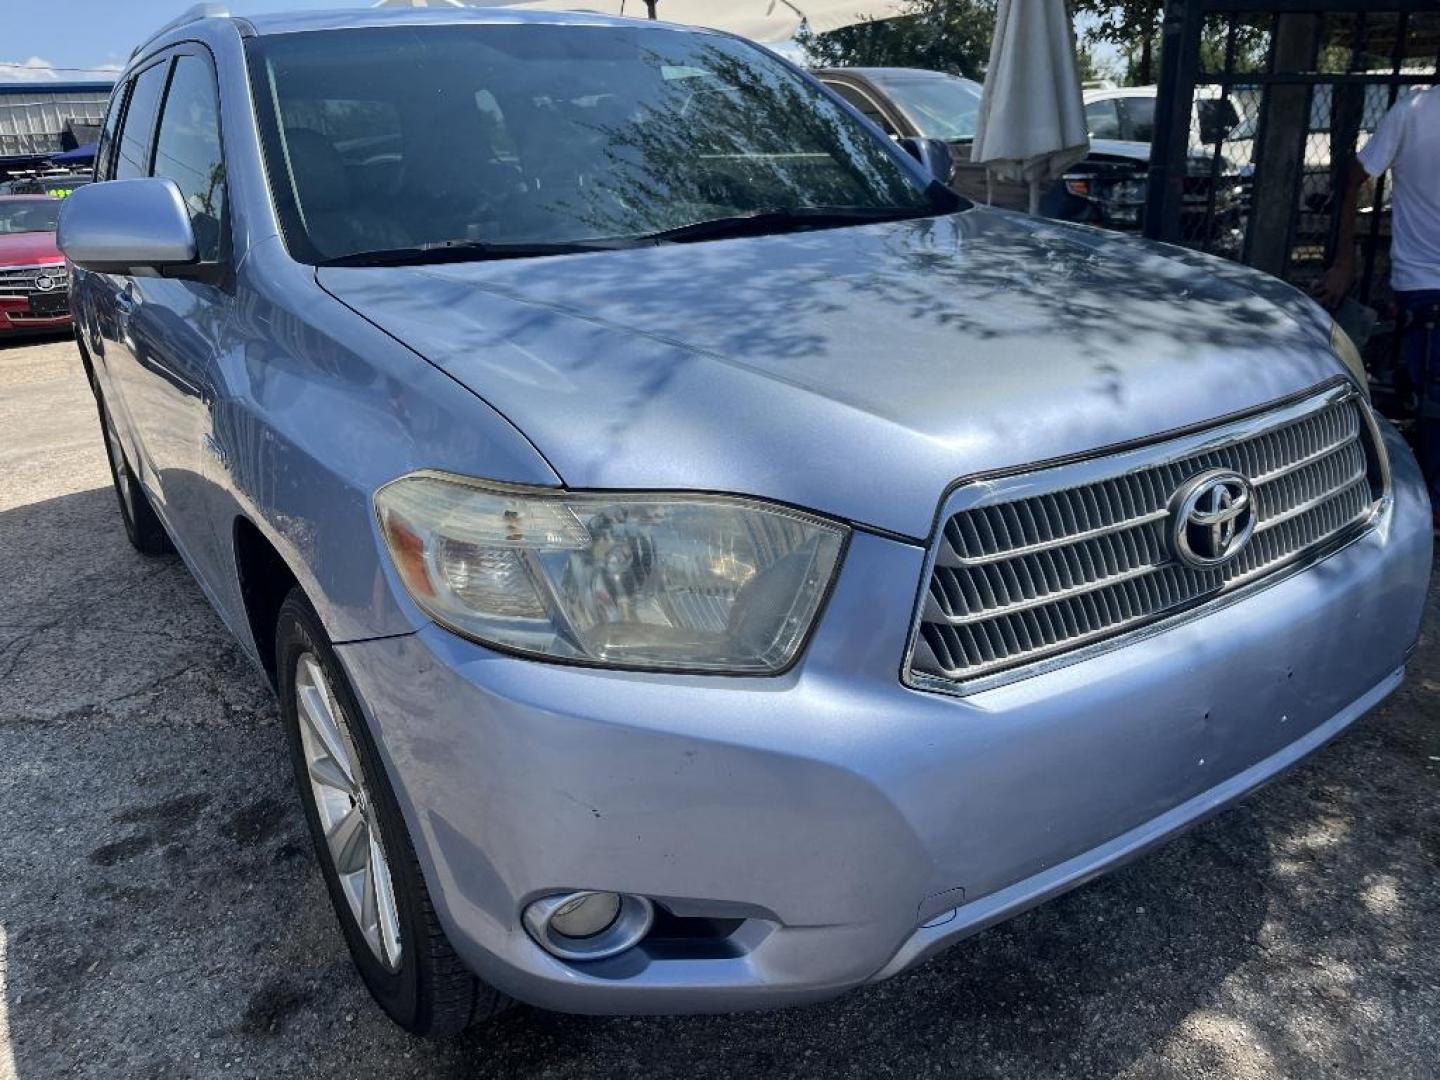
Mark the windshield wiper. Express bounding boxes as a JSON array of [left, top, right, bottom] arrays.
[[318, 204, 945, 266], [632, 205, 933, 245], [318, 237, 639, 268]]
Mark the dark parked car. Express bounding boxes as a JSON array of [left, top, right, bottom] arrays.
[[814, 67, 1243, 246]]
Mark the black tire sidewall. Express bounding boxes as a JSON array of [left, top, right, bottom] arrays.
[[95, 395, 141, 544], [275, 593, 432, 1031], [94, 389, 172, 556]]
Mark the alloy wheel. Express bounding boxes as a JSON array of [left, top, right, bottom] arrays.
[[294, 653, 404, 971]]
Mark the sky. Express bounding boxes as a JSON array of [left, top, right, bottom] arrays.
[[1, 0, 374, 80]]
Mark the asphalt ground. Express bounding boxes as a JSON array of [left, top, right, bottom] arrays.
[[1, 333, 1438, 1080]]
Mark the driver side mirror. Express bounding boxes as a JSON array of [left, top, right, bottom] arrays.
[[899, 137, 956, 186], [58, 178, 199, 275]]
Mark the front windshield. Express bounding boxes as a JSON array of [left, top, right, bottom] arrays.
[[0, 200, 60, 234], [869, 72, 983, 142], [250, 24, 943, 263]]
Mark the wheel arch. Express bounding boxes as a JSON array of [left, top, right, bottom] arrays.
[[232, 515, 302, 689], [73, 327, 97, 392]]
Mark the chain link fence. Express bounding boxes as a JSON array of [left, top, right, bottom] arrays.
[[1149, 3, 1437, 400]]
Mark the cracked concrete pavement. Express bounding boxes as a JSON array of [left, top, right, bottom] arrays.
[[2, 334, 1438, 1079]]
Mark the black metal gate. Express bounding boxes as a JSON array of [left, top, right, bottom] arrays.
[[1145, 0, 1438, 315]]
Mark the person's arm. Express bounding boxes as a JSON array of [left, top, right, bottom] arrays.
[[1312, 159, 1367, 309], [1313, 96, 1408, 309]]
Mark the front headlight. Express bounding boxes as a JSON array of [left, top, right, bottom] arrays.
[[376, 473, 848, 674], [1107, 179, 1148, 206], [1330, 320, 1370, 398]]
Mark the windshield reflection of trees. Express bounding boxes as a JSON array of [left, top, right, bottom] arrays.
[[521, 42, 929, 241]]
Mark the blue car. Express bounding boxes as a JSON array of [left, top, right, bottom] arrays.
[[59, 4, 1431, 1036]]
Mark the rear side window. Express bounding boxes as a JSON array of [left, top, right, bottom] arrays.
[[827, 82, 898, 136], [1085, 98, 1121, 140], [115, 60, 170, 180], [152, 53, 227, 261], [1122, 96, 1156, 143], [95, 84, 129, 181]]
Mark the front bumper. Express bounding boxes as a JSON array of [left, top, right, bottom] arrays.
[[0, 293, 72, 333], [337, 423, 1433, 1015]]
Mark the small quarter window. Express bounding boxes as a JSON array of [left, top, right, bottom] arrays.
[[114, 60, 170, 180]]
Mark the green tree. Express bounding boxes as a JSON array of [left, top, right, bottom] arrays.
[[1198, 15, 1271, 75], [1075, 42, 1118, 84], [797, 0, 998, 79], [1069, 0, 1162, 85], [1073, 2, 1268, 86]]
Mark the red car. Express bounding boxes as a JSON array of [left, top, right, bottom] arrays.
[[0, 195, 71, 336]]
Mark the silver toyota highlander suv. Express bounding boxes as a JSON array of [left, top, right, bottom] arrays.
[[58, 5, 1432, 1036]]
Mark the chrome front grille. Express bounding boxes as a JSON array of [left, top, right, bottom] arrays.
[[906, 387, 1386, 694], [0, 263, 69, 298]]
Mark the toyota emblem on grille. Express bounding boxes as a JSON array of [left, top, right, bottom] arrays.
[[34, 274, 57, 292], [1170, 469, 1255, 569]]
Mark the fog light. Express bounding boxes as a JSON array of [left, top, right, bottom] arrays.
[[523, 891, 654, 961], [551, 892, 621, 939]]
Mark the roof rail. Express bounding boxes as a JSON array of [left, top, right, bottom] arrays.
[[130, 3, 230, 60]]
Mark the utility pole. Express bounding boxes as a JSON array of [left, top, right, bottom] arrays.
[[644, 0, 658, 17]]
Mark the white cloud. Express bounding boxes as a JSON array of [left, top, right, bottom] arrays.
[[0, 56, 123, 82], [0, 56, 62, 82]]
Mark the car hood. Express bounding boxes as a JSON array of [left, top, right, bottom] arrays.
[[318, 208, 1345, 540], [0, 230, 62, 266], [1086, 138, 1153, 163], [1086, 140, 1223, 172]]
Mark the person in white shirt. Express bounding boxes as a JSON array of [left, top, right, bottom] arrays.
[[1316, 85, 1440, 530]]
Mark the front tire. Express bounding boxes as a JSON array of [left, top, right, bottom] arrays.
[[275, 590, 504, 1036]]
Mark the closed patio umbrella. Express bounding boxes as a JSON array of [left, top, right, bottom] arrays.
[[970, 0, 1088, 214]]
